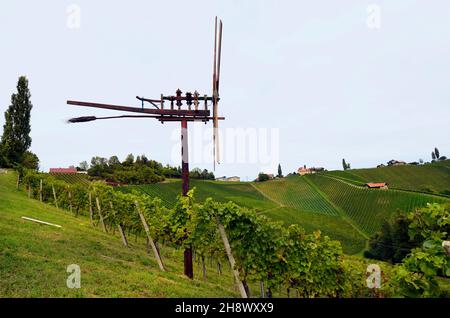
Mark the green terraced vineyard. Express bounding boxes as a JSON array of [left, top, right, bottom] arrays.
[[263, 207, 366, 254], [253, 176, 338, 216], [49, 173, 90, 185], [324, 160, 450, 196], [120, 179, 277, 212], [306, 174, 450, 235]]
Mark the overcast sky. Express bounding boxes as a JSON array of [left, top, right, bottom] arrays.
[[1, 1, 449, 180]]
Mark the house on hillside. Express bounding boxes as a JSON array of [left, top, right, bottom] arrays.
[[298, 165, 312, 176], [215, 176, 241, 182], [364, 182, 388, 189], [49, 166, 78, 174], [297, 165, 325, 176], [387, 160, 406, 166]]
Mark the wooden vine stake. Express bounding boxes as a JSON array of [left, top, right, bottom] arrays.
[[16, 174, 20, 190], [216, 218, 248, 298], [110, 202, 128, 247], [68, 189, 73, 214], [95, 197, 107, 233], [135, 201, 165, 271], [28, 183, 31, 198], [39, 179, 43, 202], [88, 192, 94, 225], [52, 184, 59, 209]]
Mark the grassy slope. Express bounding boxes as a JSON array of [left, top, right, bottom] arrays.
[[325, 160, 450, 196], [0, 171, 239, 297]]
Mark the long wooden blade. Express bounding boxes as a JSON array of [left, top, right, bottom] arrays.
[[212, 16, 218, 169], [216, 19, 223, 94], [67, 100, 210, 117], [214, 19, 223, 164]]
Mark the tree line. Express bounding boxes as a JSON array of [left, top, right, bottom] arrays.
[[79, 154, 215, 185]]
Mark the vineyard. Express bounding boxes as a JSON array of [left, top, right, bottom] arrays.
[[121, 179, 277, 212], [325, 160, 450, 196], [49, 173, 90, 185], [253, 176, 338, 216], [305, 174, 450, 235], [262, 207, 366, 255], [17, 170, 384, 298]]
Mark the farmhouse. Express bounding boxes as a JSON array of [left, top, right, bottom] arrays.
[[49, 166, 78, 174], [297, 165, 325, 176], [364, 182, 388, 189], [215, 176, 241, 182]]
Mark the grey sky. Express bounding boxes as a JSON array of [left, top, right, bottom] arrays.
[[1, 1, 449, 180]]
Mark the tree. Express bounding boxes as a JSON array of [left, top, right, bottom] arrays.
[[419, 158, 424, 164], [277, 164, 283, 178], [434, 147, 440, 159], [258, 173, 269, 182], [123, 153, 134, 166], [342, 159, 350, 170], [108, 156, 120, 167], [78, 161, 89, 171], [21, 151, 39, 170], [0, 76, 33, 166]]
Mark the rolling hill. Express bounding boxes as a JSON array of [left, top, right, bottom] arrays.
[[121, 162, 450, 255], [325, 160, 450, 196]]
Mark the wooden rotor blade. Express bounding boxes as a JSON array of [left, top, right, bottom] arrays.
[[216, 19, 223, 94], [215, 19, 223, 165]]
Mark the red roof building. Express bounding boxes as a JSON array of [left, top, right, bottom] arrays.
[[364, 182, 388, 189], [49, 167, 78, 174]]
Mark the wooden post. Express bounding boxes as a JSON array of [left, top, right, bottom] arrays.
[[88, 192, 94, 225], [16, 174, 20, 190], [39, 179, 43, 202], [110, 201, 128, 247], [181, 119, 194, 279], [68, 190, 73, 214], [260, 281, 265, 298], [216, 218, 248, 298], [117, 224, 129, 247], [28, 183, 31, 198], [202, 256, 207, 281], [135, 201, 165, 271], [52, 184, 59, 209], [95, 197, 107, 232]]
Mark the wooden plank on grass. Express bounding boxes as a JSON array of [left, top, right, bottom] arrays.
[[21, 216, 62, 228]]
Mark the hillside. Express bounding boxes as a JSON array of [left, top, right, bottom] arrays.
[[119, 179, 277, 212], [325, 160, 450, 196], [305, 174, 449, 235], [0, 171, 239, 297], [122, 165, 450, 255]]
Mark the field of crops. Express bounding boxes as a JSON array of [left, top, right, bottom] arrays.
[[324, 160, 450, 196], [253, 176, 338, 216], [49, 173, 90, 185], [306, 174, 450, 235], [263, 207, 366, 254], [120, 179, 277, 212]]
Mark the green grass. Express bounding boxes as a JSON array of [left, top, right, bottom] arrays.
[[0, 171, 240, 297], [306, 174, 450, 235], [120, 179, 277, 212], [325, 160, 450, 196]]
